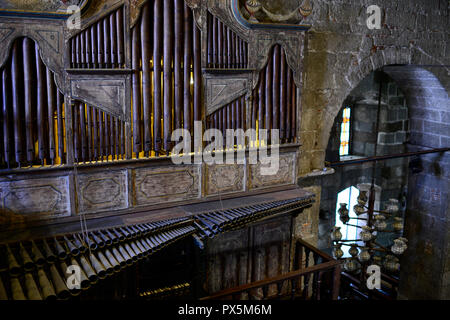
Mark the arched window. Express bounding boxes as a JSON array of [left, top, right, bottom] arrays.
[[339, 107, 351, 156]]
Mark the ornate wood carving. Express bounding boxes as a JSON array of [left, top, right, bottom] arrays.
[[205, 163, 244, 195], [76, 170, 128, 213], [133, 165, 201, 206], [0, 176, 70, 220], [248, 152, 296, 189]]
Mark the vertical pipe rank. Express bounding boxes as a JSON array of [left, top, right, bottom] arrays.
[[46, 68, 56, 163], [183, 3, 192, 133], [153, 0, 163, 153], [23, 38, 34, 162], [163, 0, 174, 152], [141, 3, 152, 155], [132, 26, 142, 155], [174, 0, 183, 131], [272, 45, 280, 131], [35, 43, 46, 163]]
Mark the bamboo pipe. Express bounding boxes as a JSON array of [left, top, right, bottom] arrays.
[[72, 234, 87, 254], [217, 19, 223, 68], [54, 237, 68, 260], [140, 5, 152, 155], [6, 244, 22, 276], [37, 268, 56, 300], [154, 0, 163, 153], [0, 276, 7, 300], [132, 26, 142, 155], [193, 19, 201, 123], [11, 277, 26, 300], [23, 38, 34, 163], [19, 243, 34, 272], [239, 39, 244, 68], [79, 103, 87, 162], [280, 48, 287, 140], [80, 31, 86, 68], [24, 273, 42, 300], [86, 105, 92, 161], [42, 239, 56, 263], [104, 113, 110, 160], [226, 26, 232, 67], [97, 21, 104, 68], [110, 12, 117, 67], [114, 118, 119, 159], [183, 3, 192, 133], [85, 29, 91, 68], [35, 44, 47, 164], [46, 68, 56, 162], [212, 15, 218, 67], [89, 253, 107, 279], [11, 41, 23, 165], [73, 105, 80, 162], [110, 247, 127, 268], [252, 87, 258, 133], [286, 69, 292, 142], [30, 240, 45, 267], [207, 12, 213, 67], [97, 251, 114, 275], [118, 245, 132, 265], [244, 42, 248, 68], [70, 38, 75, 68], [240, 96, 245, 130], [56, 92, 65, 162], [272, 45, 280, 130], [2, 68, 11, 167], [163, 0, 174, 152], [79, 255, 98, 284], [98, 111, 104, 160], [174, 0, 183, 132], [291, 73, 296, 140], [104, 249, 121, 272], [90, 25, 97, 68], [92, 107, 98, 160], [231, 32, 236, 68], [75, 35, 81, 68], [117, 7, 124, 67], [265, 49, 273, 134], [103, 17, 111, 67]]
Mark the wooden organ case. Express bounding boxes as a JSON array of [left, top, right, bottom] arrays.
[[0, 1, 335, 300]]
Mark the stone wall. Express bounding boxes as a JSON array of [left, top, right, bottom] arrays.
[[295, 0, 448, 299]]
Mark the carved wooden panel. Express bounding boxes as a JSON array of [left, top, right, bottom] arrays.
[[76, 170, 128, 213], [205, 163, 244, 195], [205, 73, 252, 115], [133, 165, 200, 206], [248, 152, 296, 189], [70, 75, 129, 120], [0, 18, 65, 90], [0, 176, 70, 220]]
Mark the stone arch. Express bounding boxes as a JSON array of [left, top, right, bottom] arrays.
[[319, 47, 413, 157]]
